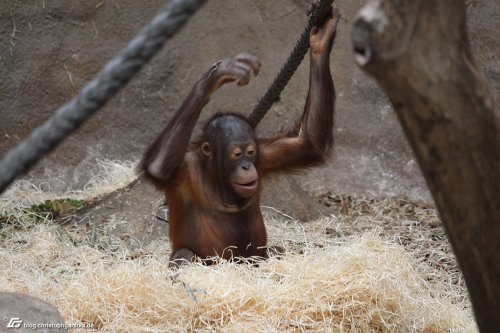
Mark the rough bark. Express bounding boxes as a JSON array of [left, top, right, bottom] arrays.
[[351, 0, 500, 331]]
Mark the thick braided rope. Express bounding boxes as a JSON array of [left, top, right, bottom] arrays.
[[247, 0, 334, 128], [0, 0, 206, 194]]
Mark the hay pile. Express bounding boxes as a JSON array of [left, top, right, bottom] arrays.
[[0, 160, 476, 332], [0, 226, 475, 332], [0, 159, 137, 218]]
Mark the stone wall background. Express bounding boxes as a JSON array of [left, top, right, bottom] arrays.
[[1, 0, 498, 202]]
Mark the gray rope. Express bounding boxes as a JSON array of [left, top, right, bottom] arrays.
[[247, 0, 334, 128], [0, 0, 206, 194]]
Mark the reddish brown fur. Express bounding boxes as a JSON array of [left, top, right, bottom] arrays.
[[139, 9, 340, 266]]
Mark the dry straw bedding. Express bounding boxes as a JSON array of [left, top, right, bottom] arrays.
[[0, 160, 476, 332]]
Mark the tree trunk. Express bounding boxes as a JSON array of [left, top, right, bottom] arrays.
[[351, 0, 500, 331]]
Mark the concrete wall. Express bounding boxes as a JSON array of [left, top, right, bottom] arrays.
[[1, 0, 498, 202]]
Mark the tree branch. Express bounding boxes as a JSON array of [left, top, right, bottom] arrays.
[[352, 0, 500, 331]]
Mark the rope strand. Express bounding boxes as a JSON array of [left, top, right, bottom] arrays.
[[0, 0, 206, 194], [248, 0, 334, 128]]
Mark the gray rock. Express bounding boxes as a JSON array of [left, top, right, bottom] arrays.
[[0, 292, 67, 333]]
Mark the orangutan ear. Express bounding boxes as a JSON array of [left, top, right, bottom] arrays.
[[201, 142, 212, 157]]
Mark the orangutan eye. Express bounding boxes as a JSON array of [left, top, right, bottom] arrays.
[[246, 145, 256, 157], [231, 147, 242, 160], [245, 143, 257, 157]]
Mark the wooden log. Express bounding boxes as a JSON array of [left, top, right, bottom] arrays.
[[351, 0, 500, 331]]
